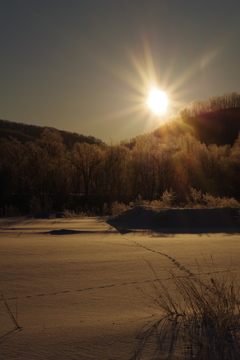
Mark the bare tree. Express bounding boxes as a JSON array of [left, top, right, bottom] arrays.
[[71, 142, 102, 199]]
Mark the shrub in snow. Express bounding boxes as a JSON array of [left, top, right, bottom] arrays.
[[111, 201, 128, 219], [161, 189, 175, 208], [203, 193, 240, 208]]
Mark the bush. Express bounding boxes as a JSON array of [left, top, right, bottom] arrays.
[[161, 189, 176, 208], [188, 187, 203, 208], [203, 193, 240, 208], [102, 202, 109, 215], [133, 194, 144, 207], [186, 188, 240, 209], [111, 201, 128, 219]]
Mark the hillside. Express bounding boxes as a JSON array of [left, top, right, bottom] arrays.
[[2, 100, 240, 148], [0, 119, 104, 147], [154, 108, 240, 146], [184, 108, 240, 145]]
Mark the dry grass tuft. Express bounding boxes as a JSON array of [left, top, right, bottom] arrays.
[[133, 260, 240, 359]]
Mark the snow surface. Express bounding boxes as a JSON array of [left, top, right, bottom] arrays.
[[1, 209, 240, 359]]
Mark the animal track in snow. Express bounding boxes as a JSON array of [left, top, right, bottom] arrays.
[[3, 279, 155, 301], [2, 238, 232, 302], [127, 238, 195, 277]]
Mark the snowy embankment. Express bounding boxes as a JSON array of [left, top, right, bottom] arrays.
[[1, 209, 240, 359], [108, 206, 240, 233]]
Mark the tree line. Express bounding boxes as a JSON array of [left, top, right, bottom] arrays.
[[178, 92, 240, 119], [1, 128, 240, 216], [0, 119, 104, 147]]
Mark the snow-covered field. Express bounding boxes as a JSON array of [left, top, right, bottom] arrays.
[[1, 211, 240, 359]]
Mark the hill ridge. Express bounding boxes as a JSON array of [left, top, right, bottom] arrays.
[[0, 119, 104, 148]]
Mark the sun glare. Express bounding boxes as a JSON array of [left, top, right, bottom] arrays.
[[147, 87, 169, 115]]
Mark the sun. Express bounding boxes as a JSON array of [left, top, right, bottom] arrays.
[[147, 87, 169, 115]]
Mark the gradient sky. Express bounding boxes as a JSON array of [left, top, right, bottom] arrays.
[[1, 0, 240, 143]]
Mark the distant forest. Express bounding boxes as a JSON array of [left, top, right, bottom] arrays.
[[1, 92, 240, 216], [0, 119, 104, 147]]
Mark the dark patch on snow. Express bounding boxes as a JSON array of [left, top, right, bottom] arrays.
[[43, 229, 93, 235]]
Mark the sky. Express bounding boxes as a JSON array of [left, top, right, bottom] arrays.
[[1, 0, 240, 143]]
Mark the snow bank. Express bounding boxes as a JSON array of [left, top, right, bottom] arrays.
[[108, 206, 240, 233]]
